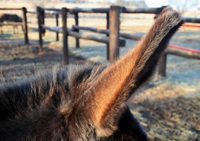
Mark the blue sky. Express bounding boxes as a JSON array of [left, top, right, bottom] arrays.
[[97, 0, 200, 10]]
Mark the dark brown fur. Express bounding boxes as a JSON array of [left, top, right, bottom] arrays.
[[0, 7, 183, 141]]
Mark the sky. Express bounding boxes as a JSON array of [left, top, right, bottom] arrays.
[[145, 0, 200, 10], [102, 0, 200, 10], [145, 0, 168, 7]]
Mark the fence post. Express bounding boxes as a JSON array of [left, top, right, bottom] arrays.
[[62, 8, 68, 65], [158, 52, 167, 77], [74, 12, 80, 48], [109, 6, 120, 63], [106, 12, 109, 60], [22, 7, 29, 44], [55, 13, 59, 41], [37, 6, 44, 53]]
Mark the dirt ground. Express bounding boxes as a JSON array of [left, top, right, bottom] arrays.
[[0, 19, 200, 141]]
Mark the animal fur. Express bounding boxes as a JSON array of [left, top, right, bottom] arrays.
[[0, 7, 183, 141], [0, 13, 22, 34]]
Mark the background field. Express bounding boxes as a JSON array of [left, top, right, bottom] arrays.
[[0, 1, 200, 140]]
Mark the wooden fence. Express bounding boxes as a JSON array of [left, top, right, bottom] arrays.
[[0, 7, 29, 44], [37, 6, 166, 64]]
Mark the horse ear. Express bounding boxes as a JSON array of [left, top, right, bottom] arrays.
[[83, 7, 183, 137]]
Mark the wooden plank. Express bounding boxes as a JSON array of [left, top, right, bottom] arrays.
[[68, 31, 125, 47], [72, 25, 108, 34], [72, 25, 126, 46], [167, 45, 200, 59], [120, 32, 141, 40], [68, 8, 109, 14], [0, 8, 22, 10], [26, 11, 36, 14], [42, 25, 71, 33], [68, 31, 108, 43], [42, 25, 62, 32], [122, 6, 165, 14], [43, 25, 125, 46], [73, 25, 142, 41], [184, 17, 200, 24], [183, 23, 200, 28], [45, 8, 61, 13]]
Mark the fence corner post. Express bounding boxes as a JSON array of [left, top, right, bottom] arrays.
[[109, 5, 120, 63], [62, 7, 68, 65], [22, 7, 29, 44]]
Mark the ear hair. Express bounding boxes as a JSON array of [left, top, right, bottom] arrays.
[[82, 7, 183, 137]]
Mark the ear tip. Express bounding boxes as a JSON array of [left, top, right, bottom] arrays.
[[160, 6, 180, 17], [162, 6, 173, 12], [158, 7, 184, 26]]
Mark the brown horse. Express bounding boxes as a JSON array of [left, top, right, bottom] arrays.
[[0, 7, 183, 141]]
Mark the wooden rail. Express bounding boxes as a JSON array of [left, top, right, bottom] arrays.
[[167, 45, 200, 59], [122, 6, 165, 14], [0, 8, 22, 10], [72, 25, 142, 40], [68, 31, 125, 46], [184, 17, 200, 24], [68, 8, 109, 14], [42, 25, 126, 46]]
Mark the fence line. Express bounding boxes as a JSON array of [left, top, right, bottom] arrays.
[[0, 8, 22, 10], [36, 6, 200, 77], [37, 6, 166, 64]]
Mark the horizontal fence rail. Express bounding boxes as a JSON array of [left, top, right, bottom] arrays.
[[122, 6, 165, 14], [0, 8, 22, 10], [68, 8, 109, 14], [184, 17, 200, 23]]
